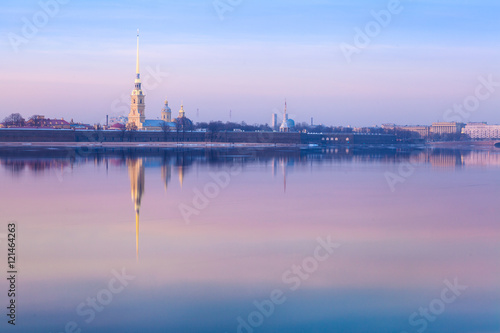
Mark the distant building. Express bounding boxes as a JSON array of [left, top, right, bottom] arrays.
[[463, 122, 500, 139], [26, 116, 70, 129], [353, 126, 385, 134], [109, 123, 126, 130], [279, 101, 295, 132], [431, 122, 464, 135], [271, 113, 278, 130], [109, 116, 128, 126], [70, 123, 93, 130], [398, 125, 431, 138], [173, 104, 193, 130], [161, 99, 172, 123]]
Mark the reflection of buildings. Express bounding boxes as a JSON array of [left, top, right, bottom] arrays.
[[127, 158, 144, 261], [125, 155, 189, 259], [429, 152, 463, 168], [272, 156, 291, 193], [178, 165, 184, 187], [0, 159, 71, 174], [175, 154, 190, 188], [461, 151, 500, 167], [161, 162, 171, 191], [281, 158, 287, 193]]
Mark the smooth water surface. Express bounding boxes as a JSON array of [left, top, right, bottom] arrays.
[[0, 146, 499, 333]]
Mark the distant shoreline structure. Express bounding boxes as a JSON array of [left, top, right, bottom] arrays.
[[1, 140, 497, 147], [0, 127, 396, 145]]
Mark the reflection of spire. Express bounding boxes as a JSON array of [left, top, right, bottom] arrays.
[[281, 158, 287, 193], [135, 210, 139, 261], [128, 158, 144, 261]]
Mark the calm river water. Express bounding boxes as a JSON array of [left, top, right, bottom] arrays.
[[0, 146, 499, 333]]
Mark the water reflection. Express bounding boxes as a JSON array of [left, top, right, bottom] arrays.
[[127, 158, 144, 260], [161, 162, 171, 191], [2, 147, 500, 175], [0, 159, 70, 175], [0, 146, 499, 332]]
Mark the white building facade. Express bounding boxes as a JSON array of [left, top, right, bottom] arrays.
[[463, 123, 500, 139]]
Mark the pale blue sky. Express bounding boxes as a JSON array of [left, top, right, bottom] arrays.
[[1, 0, 499, 126]]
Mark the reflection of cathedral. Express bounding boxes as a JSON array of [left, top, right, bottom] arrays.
[[126, 156, 188, 260], [127, 158, 144, 260]]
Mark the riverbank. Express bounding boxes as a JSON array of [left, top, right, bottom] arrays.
[[427, 140, 499, 149], [0, 142, 299, 148]]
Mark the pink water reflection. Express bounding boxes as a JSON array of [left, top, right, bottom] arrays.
[[0, 148, 499, 332]]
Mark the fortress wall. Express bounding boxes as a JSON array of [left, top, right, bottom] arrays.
[[0, 129, 396, 144]]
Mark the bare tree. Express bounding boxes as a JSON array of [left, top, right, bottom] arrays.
[[120, 126, 127, 142], [207, 121, 224, 142], [161, 122, 171, 142], [2, 113, 25, 127], [175, 120, 182, 142]]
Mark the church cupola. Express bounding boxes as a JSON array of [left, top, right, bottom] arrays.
[[178, 103, 186, 118], [161, 98, 172, 122]]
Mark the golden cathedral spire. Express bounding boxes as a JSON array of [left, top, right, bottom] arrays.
[[128, 30, 146, 129], [136, 29, 140, 79]]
